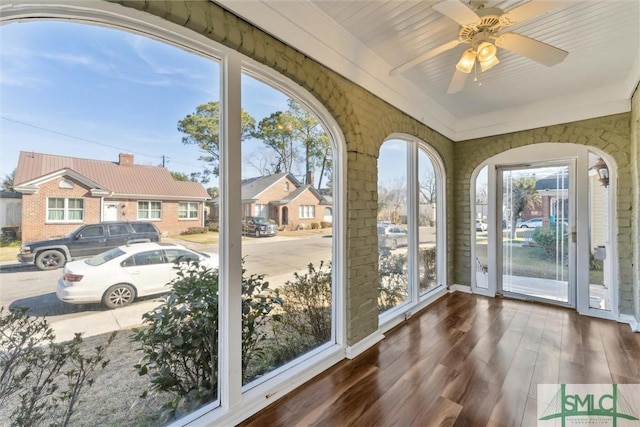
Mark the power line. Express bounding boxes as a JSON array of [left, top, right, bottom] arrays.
[[1, 115, 202, 170]]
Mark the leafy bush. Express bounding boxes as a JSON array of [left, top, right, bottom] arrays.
[[246, 262, 332, 380], [132, 261, 280, 422], [532, 225, 568, 259], [310, 222, 320, 230], [320, 221, 332, 229], [0, 307, 115, 427], [378, 252, 408, 312], [419, 247, 436, 290]]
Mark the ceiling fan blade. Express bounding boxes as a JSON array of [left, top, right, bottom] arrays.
[[502, 1, 570, 26], [495, 33, 568, 66], [447, 69, 468, 94], [433, 0, 480, 26], [389, 39, 461, 76]]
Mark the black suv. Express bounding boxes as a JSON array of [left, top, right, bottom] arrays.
[[18, 221, 161, 270], [241, 216, 278, 237]]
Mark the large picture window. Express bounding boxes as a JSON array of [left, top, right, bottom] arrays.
[[0, 9, 342, 427], [47, 197, 84, 221], [137, 201, 162, 220]]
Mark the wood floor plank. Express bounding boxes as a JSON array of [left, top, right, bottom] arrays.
[[238, 294, 640, 427]]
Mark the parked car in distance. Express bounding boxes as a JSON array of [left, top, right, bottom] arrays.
[[242, 216, 278, 237], [377, 224, 408, 250], [57, 242, 218, 308], [18, 221, 161, 270], [475, 219, 488, 232], [516, 218, 544, 228]]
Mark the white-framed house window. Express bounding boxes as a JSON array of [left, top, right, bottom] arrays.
[[298, 205, 315, 219], [46, 197, 84, 222], [179, 202, 199, 219], [137, 201, 162, 220]]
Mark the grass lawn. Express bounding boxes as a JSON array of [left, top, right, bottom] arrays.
[[0, 242, 19, 262]]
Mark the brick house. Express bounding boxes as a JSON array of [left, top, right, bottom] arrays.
[[13, 151, 210, 241], [210, 172, 332, 230]]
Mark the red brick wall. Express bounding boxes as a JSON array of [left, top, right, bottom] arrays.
[[21, 178, 100, 241], [103, 199, 204, 236]]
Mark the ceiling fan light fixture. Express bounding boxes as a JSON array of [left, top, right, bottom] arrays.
[[476, 41, 497, 62], [456, 49, 476, 73], [480, 54, 499, 71]]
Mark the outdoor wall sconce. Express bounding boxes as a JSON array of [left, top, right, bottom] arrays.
[[592, 158, 609, 188]]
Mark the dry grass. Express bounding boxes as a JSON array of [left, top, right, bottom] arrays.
[[0, 242, 19, 262]]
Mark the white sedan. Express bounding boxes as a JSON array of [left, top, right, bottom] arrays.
[[57, 242, 218, 308]]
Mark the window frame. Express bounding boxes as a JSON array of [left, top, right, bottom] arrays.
[[377, 134, 447, 332], [137, 200, 162, 220], [46, 197, 84, 223], [179, 201, 199, 220], [298, 204, 315, 219], [0, 5, 347, 426]]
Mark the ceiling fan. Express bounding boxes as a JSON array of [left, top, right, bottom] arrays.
[[389, 0, 569, 94]]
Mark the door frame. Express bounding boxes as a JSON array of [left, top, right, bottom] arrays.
[[470, 143, 619, 321], [496, 160, 576, 308]]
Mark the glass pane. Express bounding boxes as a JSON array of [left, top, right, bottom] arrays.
[[378, 140, 408, 312], [474, 166, 489, 289], [240, 73, 333, 387], [0, 21, 221, 426], [418, 149, 437, 294], [501, 166, 571, 303], [588, 153, 612, 311]]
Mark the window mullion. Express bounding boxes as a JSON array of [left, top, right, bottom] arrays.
[[407, 141, 419, 304], [219, 52, 243, 409]]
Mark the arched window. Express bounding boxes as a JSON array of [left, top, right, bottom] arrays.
[[377, 135, 446, 327], [1, 7, 344, 426]]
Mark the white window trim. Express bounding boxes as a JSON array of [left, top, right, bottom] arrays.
[[45, 197, 84, 223], [1, 4, 347, 427], [377, 133, 448, 332], [298, 204, 315, 219], [137, 200, 162, 221], [178, 201, 199, 220]]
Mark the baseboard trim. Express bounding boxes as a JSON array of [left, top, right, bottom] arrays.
[[619, 314, 640, 332], [345, 330, 385, 359], [449, 284, 472, 294]]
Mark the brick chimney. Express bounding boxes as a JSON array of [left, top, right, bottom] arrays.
[[119, 153, 134, 166]]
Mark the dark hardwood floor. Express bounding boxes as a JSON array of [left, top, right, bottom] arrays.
[[238, 292, 640, 427]]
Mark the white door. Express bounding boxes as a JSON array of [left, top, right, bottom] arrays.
[[103, 202, 119, 221]]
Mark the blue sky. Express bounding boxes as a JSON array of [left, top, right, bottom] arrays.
[[0, 20, 290, 183]]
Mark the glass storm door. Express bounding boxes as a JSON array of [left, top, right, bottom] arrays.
[[498, 163, 575, 307]]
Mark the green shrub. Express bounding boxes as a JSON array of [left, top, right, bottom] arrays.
[[310, 222, 320, 230], [532, 225, 568, 259], [320, 221, 332, 229], [132, 261, 280, 422], [378, 252, 408, 312]]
